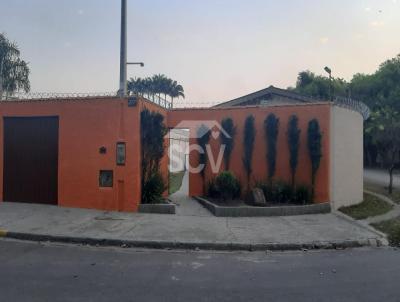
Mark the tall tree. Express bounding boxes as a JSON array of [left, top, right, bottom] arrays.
[[265, 113, 279, 182], [220, 117, 236, 170], [293, 70, 348, 100], [169, 80, 185, 107], [151, 74, 164, 99], [140, 109, 168, 203], [350, 55, 400, 111], [0, 33, 30, 100], [242, 115, 256, 191], [292, 56, 400, 111], [350, 55, 400, 167], [307, 119, 322, 200], [366, 107, 400, 194], [287, 115, 301, 187], [291, 54, 400, 170]]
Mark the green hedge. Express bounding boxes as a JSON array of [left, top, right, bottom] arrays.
[[256, 181, 312, 205], [207, 171, 241, 201]]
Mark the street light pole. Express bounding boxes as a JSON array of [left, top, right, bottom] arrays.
[[324, 66, 333, 102], [119, 0, 127, 97], [127, 62, 144, 67]]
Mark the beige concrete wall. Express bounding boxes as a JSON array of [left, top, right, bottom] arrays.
[[330, 105, 364, 209]]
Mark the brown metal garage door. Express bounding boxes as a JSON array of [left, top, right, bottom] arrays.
[[3, 116, 59, 204]]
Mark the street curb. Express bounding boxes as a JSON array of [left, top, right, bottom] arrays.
[[194, 196, 331, 217], [333, 211, 389, 245], [3, 231, 383, 251], [364, 190, 397, 206]]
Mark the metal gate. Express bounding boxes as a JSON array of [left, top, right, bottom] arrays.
[[3, 116, 59, 204]]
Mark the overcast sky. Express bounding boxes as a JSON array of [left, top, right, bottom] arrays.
[[1, 0, 399, 104]]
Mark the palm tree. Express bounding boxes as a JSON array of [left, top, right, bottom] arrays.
[[151, 74, 166, 99], [0, 33, 30, 100], [127, 77, 138, 95], [169, 80, 185, 107], [143, 77, 153, 99], [163, 77, 173, 101], [127, 74, 185, 107]]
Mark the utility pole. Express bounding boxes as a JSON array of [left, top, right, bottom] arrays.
[[118, 0, 127, 97]]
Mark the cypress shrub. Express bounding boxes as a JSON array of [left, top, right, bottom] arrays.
[[287, 115, 301, 188], [265, 114, 280, 182], [307, 119, 322, 201], [220, 117, 237, 170], [197, 124, 211, 194], [242, 115, 256, 191]]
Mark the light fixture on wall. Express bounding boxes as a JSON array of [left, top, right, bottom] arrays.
[[116, 142, 126, 166]]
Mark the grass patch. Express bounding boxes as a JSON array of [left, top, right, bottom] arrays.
[[339, 193, 393, 220], [372, 218, 400, 247], [364, 182, 400, 204], [169, 171, 185, 195]]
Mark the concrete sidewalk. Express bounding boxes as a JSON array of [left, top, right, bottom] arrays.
[[0, 202, 386, 250], [169, 171, 211, 217]]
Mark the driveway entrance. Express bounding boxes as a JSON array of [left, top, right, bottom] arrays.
[[169, 171, 211, 217]]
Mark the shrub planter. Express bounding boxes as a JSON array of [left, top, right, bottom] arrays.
[[194, 196, 331, 217], [138, 199, 176, 214]]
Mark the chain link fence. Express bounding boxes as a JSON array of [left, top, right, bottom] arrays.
[[2, 91, 118, 101], [1, 92, 370, 119], [173, 101, 221, 108], [333, 96, 370, 120], [1, 91, 174, 109]]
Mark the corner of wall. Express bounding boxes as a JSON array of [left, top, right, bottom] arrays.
[[329, 105, 364, 210]]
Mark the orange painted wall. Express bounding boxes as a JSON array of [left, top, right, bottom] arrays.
[[0, 98, 331, 212], [0, 97, 142, 212], [168, 104, 331, 203]]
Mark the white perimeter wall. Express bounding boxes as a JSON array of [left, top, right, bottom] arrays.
[[330, 105, 364, 209]]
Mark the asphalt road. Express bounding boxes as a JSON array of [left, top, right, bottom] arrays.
[[1, 240, 400, 302], [364, 168, 400, 189]]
